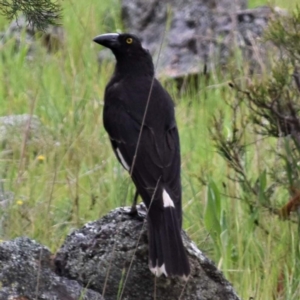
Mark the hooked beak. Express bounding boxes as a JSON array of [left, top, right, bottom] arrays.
[[93, 33, 120, 49]]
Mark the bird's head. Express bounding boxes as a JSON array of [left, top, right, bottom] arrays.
[[93, 33, 146, 57], [93, 33, 154, 76]]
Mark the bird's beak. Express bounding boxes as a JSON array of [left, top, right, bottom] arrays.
[[93, 33, 120, 49]]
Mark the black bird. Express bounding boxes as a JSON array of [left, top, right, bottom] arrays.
[[93, 33, 190, 278]]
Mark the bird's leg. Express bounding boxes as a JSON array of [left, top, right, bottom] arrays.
[[129, 190, 139, 216], [126, 190, 144, 221]]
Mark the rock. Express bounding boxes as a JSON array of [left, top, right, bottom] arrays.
[[0, 189, 14, 235], [0, 15, 64, 59], [0, 114, 41, 137], [0, 114, 49, 149], [0, 207, 240, 299], [106, 0, 286, 78], [0, 237, 103, 300], [0, 115, 55, 236], [0, 190, 14, 208], [55, 205, 240, 300]]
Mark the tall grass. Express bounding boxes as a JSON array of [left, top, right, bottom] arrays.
[[249, 0, 298, 9], [0, 0, 299, 299]]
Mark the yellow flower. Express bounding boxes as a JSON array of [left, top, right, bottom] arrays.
[[37, 155, 46, 161], [16, 200, 24, 206]]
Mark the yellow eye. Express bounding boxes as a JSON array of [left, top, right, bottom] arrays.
[[126, 37, 133, 44]]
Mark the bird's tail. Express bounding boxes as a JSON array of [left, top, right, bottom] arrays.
[[147, 204, 190, 278]]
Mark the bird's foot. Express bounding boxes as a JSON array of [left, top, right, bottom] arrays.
[[126, 204, 144, 221]]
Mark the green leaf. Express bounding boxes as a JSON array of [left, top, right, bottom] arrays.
[[204, 180, 221, 241]]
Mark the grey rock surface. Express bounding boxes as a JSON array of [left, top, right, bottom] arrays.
[[0, 189, 14, 235], [0, 114, 52, 235], [115, 1, 285, 77], [0, 15, 64, 59], [55, 205, 240, 300], [0, 237, 103, 300], [0, 114, 43, 144], [0, 113, 55, 149]]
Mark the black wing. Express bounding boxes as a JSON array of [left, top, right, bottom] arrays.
[[103, 79, 189, 277], [103, 80, 182, 223]]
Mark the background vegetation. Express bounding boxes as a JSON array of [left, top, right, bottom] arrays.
[[0, 0, 299, 299]]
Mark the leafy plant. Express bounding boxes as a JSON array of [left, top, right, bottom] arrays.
[[0, 0, 61, 30]]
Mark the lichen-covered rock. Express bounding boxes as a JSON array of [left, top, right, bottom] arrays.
[[0, 114, 52, 235], [0, 189, 14, 236], [0, 114, 55, 155], [0, 15, 64, 59], [0, 114, 43, 143], [55, 205, 240, 300], [0, 237, 103, 300], [109, 0, 285, 78]]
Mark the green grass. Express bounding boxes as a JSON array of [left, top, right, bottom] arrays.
[[249, 0, 298, 9], [0, 0, 299, 299]]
